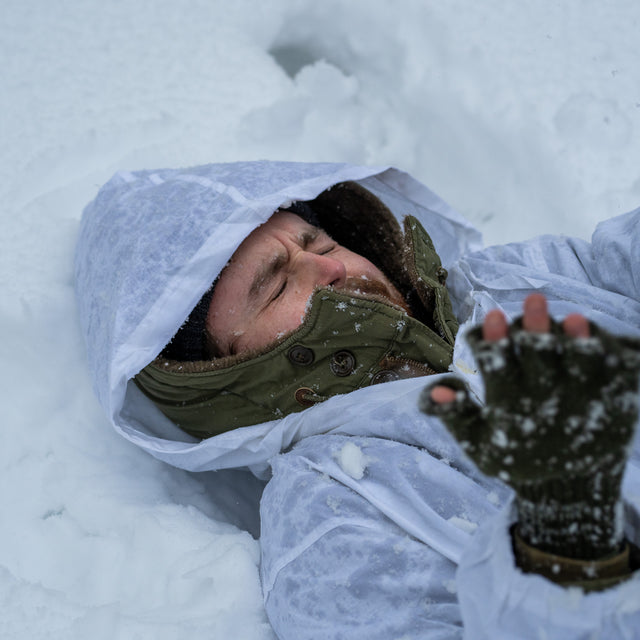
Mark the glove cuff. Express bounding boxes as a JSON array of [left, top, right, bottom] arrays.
[[512, 526, 632, 591], [514, 468, 625, 559]]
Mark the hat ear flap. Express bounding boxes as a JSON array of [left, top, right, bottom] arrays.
[[161, 284, 216, 361], [281, 200, 321, 227]]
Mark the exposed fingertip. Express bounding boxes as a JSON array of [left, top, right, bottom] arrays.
[[523, 293, 550, 333], [430, 386, 457, 404], [563, 313, 590, 338], [482, 309, 508, 341], [525, 292, 547, 306]]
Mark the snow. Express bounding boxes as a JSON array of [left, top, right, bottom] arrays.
[[448, 516, 478, 534], [335, 442, 369, 480], [1, 0, 639, 638]]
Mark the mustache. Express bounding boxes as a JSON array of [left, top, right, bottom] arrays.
[[339, 276, 412, 315]]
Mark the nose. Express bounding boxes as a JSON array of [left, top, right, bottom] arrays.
[[297, 252, 347, 289]]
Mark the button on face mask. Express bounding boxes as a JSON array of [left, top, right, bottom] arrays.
[[288, 345, 315, 366], [329, 350, 356, 376], [372, 370, 400, 385]]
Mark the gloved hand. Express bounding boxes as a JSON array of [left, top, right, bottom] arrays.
[[420, 298, 640, 562]]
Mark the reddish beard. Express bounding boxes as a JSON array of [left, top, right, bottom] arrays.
[[340, 276, 412, 315]]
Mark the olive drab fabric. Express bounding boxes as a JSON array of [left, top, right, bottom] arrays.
[[135, 216, 458, 438], [403, 216, 458, 345]]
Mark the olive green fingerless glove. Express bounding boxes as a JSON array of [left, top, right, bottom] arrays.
[[420, 316, 640, 562]]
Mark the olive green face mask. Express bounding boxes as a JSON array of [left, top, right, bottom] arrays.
[[134, 215, 458, 439]]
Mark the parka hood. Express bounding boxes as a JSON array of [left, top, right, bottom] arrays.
[[75, 161, 481, 474]]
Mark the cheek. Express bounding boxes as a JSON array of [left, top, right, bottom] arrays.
[[278, 293, 313, 331], [206, 305, 237, 334], [240, 296, 310, 352], [205, 286, 246, 351]]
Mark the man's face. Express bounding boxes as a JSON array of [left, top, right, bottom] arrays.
[[205, 210, 408, 356]]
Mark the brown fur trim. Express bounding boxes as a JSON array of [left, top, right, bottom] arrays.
[[305, 182, 412, 297]]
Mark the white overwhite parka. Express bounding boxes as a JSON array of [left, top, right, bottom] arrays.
[[75, 161, 640, 639]]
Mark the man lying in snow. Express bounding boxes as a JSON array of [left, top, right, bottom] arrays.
[[75, 161, 640, 639]]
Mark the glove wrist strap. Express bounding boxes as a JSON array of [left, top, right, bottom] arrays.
[[513, 526, 632, 591]]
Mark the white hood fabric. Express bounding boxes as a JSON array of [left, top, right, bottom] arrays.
[[76, 161, 640, 640], [74, 161, 480, 475]]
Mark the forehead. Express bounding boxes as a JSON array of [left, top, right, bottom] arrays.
[[228, 210, 318, 264], [238, 209, 308, 248], [215, 210, 314, 291]]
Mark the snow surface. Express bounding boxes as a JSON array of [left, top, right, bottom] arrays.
[[1, 1, 639, 638]]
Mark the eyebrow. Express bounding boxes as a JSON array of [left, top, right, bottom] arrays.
[[247, 228, 321, 301], [248, 251, 288, 300]]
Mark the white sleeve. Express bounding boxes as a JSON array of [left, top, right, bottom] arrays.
[[261, 432, 640, 640], [448, 207, 640, 336], [588, 207, 640, 302], [260, 435, 467, 640], [457, 495, 640, 640]]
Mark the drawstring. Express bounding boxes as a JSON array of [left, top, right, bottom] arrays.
[[294, 387, 329, 408]]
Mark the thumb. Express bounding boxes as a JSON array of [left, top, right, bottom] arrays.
[[419, 377, 487, 458]]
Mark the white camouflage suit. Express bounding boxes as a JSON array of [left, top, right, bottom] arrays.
[[75, 161, 640, 639]]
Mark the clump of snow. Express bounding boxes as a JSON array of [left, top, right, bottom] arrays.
[[336, 442, 369, 480], [491, 429, 509, 448], [443, 579, 458, 595], [326, 494, 342, 514], [520, 417, 537, 435], [2, 0, 640, 637], [477, 349, 506, 372], [447, 516, 478, 534]]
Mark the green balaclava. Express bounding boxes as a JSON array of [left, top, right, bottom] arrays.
[[135, 182, 458, 439]]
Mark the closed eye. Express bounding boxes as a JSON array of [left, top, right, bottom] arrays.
[[301, 228, 335, 256], [271, 279, 287, 302], [319, 243, 336, 255]]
